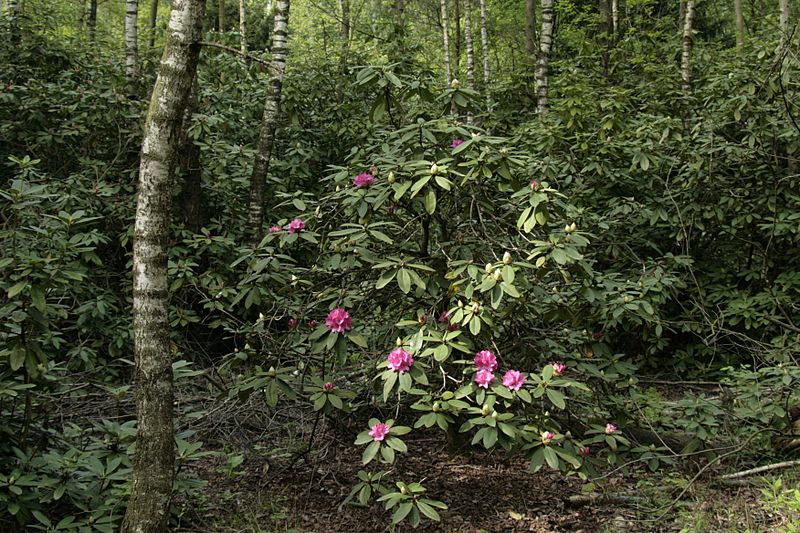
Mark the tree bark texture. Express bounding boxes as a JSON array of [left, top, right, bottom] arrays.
[[218, 0, 225, 30], [126, 0, 139, 81], [733, 0, 744, 48], [478, 0, 490, 104], [612, 0, 618, 38], [149, 0, 159, 48], [89, 0, 98, 42], [779, 0, 789, 49], [465, 0, 474, 89], [453, 0, 461, 81], [536, 0, 554, 115], [238, 0, 246, 52], [681, 0, 695, 97], [599, 0, 610, 71], [525, 0, 537, 59], [247, 0, 290, 245], [121, 0, 205, 531], [440, 0, 452, 84]]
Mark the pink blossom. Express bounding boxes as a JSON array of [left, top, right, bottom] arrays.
[[541, 431, 555, 445], [447, 322, 457, 331], [323, 382, 334, 392], [451, 138, 464, 149], [269, 225, 282, 234], [474, 369, 495, 389], [605, 423, 617, 434], [353, 172, 375, 188], [368, 422, 390, 442], [502, 369, 526, 391], [387, 347, 414, 373], [551, 362, 566, 376], [325, 308, 352, 333], [287, 218, 305, 234], [474, 350, 498, 372], [578, 446, 591, 457], [288, 318, 297, 329], [437, 310, 451, 323], [530, 180, 539, 190]]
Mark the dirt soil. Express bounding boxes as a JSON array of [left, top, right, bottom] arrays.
[[176, 420, 782, 533]]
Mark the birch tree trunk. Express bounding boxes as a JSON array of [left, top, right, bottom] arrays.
[[599, 0, 610, 72], [465, 0, 475, 89], [779, 0, 790, 49], [148, 0, 159, 48], [478, 0, 490, 104], [121, 0, 205, 531], [453, 0, 461, 81], [238, 0, 246, 52], [681, 0, 695, 97], [612, 0, 618, 38], [525, 0, 537, 59], [440, 0, 452, 84], [536, 0, 554, 115], [125, 0, 139, 81], [734, 0, 744, 48], [247, 0, 290, 245], [217, 0, 225, 31]]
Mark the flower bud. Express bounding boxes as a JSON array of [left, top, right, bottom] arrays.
[[336, 185, 341, 192], [430, 163, 439, 175], [491, 410, 498, 419], [268, 366, 277, 377], [323, 382, 334, 392], [503, 251, 512, 265], [564, 224, 572, 233], [485, 263, 493, 274], [569, 222, 577, 232], [493, 269, 502, 281], [432, 401, 441, 413], [396, 337, 403, 347], [258, 313, 266, 321], [450, 78, 460, 89], [387, 171, 396, 184], [499, 147, 508, 157], [400, 486, 407, 495], [471, 302, 480, 314], [458, 300, 464, 308], [481, 405, 490, 416]]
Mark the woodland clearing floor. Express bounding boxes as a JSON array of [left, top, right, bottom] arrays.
[[175, 417, 789, 533]]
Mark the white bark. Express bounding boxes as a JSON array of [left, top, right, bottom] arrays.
[[612, 0, 618, 37], [440, 0, 452, 84], [239, 0, 246, 52], [536, 0, 554, 115], [478, 0, 490, 103], [121, 0, 205, 530], [247, 0, 290, 244], [465, 0, 474, 89], [681, 0, 695, 97], [125, 0, 139, 80], [779, 0, 790, 49]]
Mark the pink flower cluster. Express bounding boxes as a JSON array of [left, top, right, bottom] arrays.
[[354, 172, 375, 188], [369, 422, 390, 442], [473, 351, 497, 388], [551, 362, 566, 376], [541, 431, 555, 445], [502, 370, 526, 391], [323, 382, 334, 392], [325, 307, 352, 333], [287, 218, 305, 234], [269, 225, 282, 234], [387, 347, 414, 373], [451, 138, 464, 149], [605, 423, 617, 434]]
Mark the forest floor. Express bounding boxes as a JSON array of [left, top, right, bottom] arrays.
[[169, 399, 792, 533]]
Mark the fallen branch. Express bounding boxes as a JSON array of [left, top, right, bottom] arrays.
[[719, 459, 800, 480], [566, 492, 645, 507]]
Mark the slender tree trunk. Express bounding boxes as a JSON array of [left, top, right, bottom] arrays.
[[440, 0, 452, 84], [681, 0, 695, 97], [779, 0, 789, 49], [217, 0, 224, 31], [478, 0, 490, 104], [121, 0, 205, 531], [453, 0, 461, 81], [536, 0, 554, 115], [247, 0, 290, 245], [180, 77, 203, 232], [148, 0, 158, 48], [238, 0, 246, 52], [525, 0, 537, 59], [125, 0, 139, 81], [612, 0, 618, 38], [599, 0, 610, 73], [734, 0, 744, 48], [89, 0, 97, 42], [465, 0, 475, 89], [339, 0, 350, 71], [678, 0, 685, 31]]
